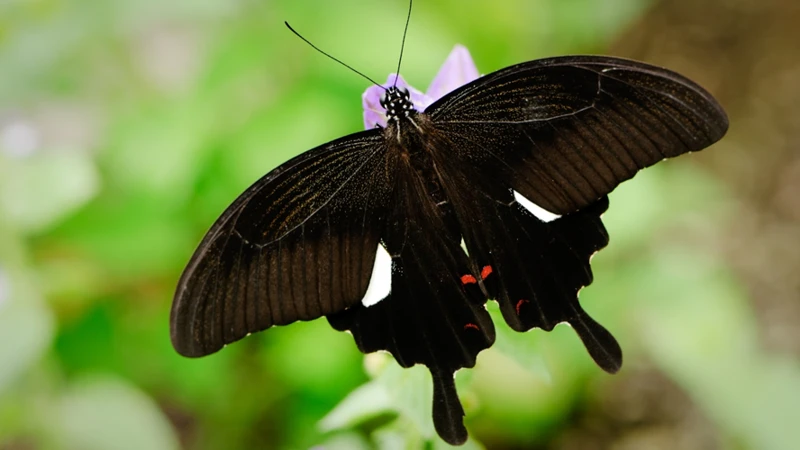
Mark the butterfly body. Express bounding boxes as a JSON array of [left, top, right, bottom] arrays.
[[171, 56, 728, 445]]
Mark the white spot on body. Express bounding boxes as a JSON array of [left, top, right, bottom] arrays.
[[361, 244, 392, 307], [513, 190, 562, 222]]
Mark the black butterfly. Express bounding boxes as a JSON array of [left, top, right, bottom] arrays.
[[171, 53, 728, 444]]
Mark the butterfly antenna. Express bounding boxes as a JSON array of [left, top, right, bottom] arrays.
[[285, 21, 385, 90], [393, 0, 413, 88]]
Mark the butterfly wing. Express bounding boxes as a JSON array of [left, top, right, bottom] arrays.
[[426, 55, 729, 215], [171, 130, 393, 357], [328, 157, 495, 446], [423, 56, 728, 374], [433, 145, 620, 372]]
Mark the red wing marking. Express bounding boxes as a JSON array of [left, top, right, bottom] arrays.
[[515, 299, 530, 315], [464, 323, 479, 331], [480, 265, 493, 279], [460, 274, 477, 285]]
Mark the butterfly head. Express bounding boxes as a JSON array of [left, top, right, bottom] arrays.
[[380, 86, 415, 122]]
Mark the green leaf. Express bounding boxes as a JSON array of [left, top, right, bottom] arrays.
[[0, 152, 98, 233], [318, 380, 394, 432], [313, 433, 371, 450], [377, 362, 436, 439], [55, 376, 179, 450], [486, 302, 551, 382], [320, 356, 436, 441], [0, 270, 54, 393]]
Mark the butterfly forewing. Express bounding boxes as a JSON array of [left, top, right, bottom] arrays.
[[426, 56, 729, 215], [171, 130, 393, 357]]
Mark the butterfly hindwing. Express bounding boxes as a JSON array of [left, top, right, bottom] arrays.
[[426, 56, 729, 215], [328, 160, 495, 446], [171, 130, 393, 357], [428, 136, 621, 372], [492, 195, 621, 373]]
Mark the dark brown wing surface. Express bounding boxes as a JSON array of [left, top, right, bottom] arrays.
[[426, 55, 729, 215], [171, 130, 393, 357], [428, 129, 620, 374], [328, 159, 495, 446], [418, 55, 728, 381]]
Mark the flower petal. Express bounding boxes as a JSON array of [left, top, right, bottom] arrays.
[[361, 83, 387, 129], [425, 45, 480, 103]]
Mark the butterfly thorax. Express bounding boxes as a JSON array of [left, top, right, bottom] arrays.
[[379, 86, 435, 152], [379, 88, 450, 214]]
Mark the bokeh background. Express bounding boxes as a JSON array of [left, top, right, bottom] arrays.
[[1, 0, 799, 449]]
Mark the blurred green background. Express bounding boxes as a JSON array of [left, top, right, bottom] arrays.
[[2, 0, 799, 449]]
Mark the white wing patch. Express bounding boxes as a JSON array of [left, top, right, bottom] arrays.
[[361, 243, 392, 307], [513, 190, 562, 223], [459, 237, 469, 256]]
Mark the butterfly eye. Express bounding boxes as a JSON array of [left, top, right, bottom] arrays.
[[398, 86, 410, 99], [379, 91, 387, 107]]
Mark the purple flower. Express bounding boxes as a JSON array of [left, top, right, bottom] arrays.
[[362, 45, 480, 129]]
